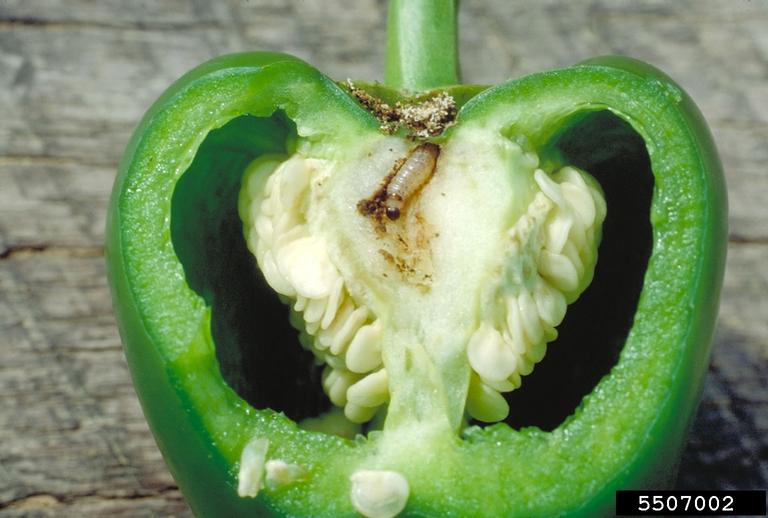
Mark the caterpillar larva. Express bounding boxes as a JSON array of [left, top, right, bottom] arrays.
[[385, 143, 440, 220]]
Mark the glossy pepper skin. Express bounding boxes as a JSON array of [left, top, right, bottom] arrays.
[[106, 1, 726, 516]]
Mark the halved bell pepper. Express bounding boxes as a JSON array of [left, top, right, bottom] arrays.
[[106, 1, 726, 516]]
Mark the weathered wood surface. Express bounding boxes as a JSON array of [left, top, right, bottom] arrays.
[[0, 0, 766, 515]]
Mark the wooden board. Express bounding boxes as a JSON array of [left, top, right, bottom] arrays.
[[1, 1, 765, 514]]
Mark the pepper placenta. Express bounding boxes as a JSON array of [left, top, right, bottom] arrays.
[[107, 1, 726, 516]]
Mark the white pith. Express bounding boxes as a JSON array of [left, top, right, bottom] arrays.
[[239, 129, 605, 425]]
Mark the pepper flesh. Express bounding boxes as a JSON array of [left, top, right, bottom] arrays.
[[107, 9, 726, 518]]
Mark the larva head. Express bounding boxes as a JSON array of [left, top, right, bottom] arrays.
[[239, 118, 605, 432], [385, 206, 401, 221]]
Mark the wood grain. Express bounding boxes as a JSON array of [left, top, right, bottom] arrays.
[[1, 1, 765, 515]]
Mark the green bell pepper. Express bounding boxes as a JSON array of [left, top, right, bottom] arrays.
[[106, 1, 726, 516]]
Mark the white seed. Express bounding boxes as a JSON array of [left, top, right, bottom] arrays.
[[543, 212, 572, 254], [237, 437, 269, 497], [483, 376, 517, 393], [525, 338, 547, 364], [350, 470, 410, 518], [561, 241, 585, 279], [255, 213, 273, 244], [322, 367, 360, 407], [502, 329, 526, 357], [345, 320, 383, 374], [466, 374, 509, 422], [534, 169, 566, 209], [523, 150, 540, 170], [273, 222, 310, 249], [347, 369, 389, 408], [538, 250, 579, 294], [323, 353, 348, 371], [562, 179, 596, 226], [260, 191, 276, 218], [563, 167, 603, 221], [277, 157, 312, 211], [505, 297, 526, 353], [467, 324, 518, 383], [276, 236, 338, 299], [517, 290, 543, 345], [517, 354, 534, 376], [557, 165, 587, 189], [305, 319, 321, 336], [293, 295, 308, 312], [316, 298, 355, 350], [321, 278, 345, 330], [260, 250, 296, 297], [265, 459, 304, 490], [330, 306, 369, 356], [534, 280, 567, 328], [345, 402, 379, 423], [303, 296, 328, 326], [246, 160, 275, 199], [247, 228, 261, 256], [591, 185, 608, 222], [314, 329, 332, 351], [264, 163, 278, 195], [273, 210, 295, 237], [565, 212, 588, 251]]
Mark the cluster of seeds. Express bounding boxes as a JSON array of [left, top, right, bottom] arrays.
[[465, 166, 607, 422], [239, 156, 389, 423], [240, 151, 605, 426]]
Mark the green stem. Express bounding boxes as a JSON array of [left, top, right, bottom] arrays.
[[385, 0, 460, 92]]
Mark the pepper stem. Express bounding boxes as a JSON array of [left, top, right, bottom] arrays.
[[385, 0, 460, 92]]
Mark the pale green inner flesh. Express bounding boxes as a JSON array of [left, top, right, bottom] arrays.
[[238, 123, 606, 441]]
